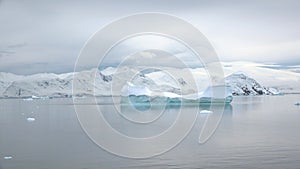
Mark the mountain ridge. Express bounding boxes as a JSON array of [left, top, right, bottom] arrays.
[[0, 66, 284, 98]]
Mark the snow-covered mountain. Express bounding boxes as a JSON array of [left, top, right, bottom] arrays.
[[225, 72, 280, 96], [222, 62, 300, 94], [1, 72, 74, 98], [0, 62, 299, 98]]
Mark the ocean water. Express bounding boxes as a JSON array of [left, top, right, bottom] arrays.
[[0, 95, 300, 169]]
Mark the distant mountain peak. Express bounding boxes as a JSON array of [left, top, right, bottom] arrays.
[[225, 72, 280, 96]]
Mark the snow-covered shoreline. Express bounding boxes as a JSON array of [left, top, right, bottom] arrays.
[[0, 62, 299, 99]]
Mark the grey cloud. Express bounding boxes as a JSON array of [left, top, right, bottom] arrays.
[[0, 0, 300, 74], [0, 50, 15, 54], [0, 43, 27, 58], [0, 61, 75, 75], [7, 43, 27, 49]]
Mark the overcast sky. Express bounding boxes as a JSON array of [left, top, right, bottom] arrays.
[[0, 0, 299, 74]]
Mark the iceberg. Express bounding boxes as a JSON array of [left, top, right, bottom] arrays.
[[121, 82, 233, 106], [3, 156, 13, 160], [23, 98, 33, 101], [199, 110, 213, 114], [26, 117, 36, 122]]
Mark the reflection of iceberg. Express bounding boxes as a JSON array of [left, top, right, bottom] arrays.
[[121, 82, 233, 105]]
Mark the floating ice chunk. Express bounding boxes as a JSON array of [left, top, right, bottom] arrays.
[[23, 98, 33, 101], [26, 117, 35, 122], [3, 156, 13, 160], [31, 95, 39, 99], [199, 110, 213, 114], [23, 96, 49, 101], [32, 95, 50, 100], [40, 96, 50, 100]]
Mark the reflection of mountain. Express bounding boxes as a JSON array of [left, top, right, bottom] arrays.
[[0, 62, 298, 98]]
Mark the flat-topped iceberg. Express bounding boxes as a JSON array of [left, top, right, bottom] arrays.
[[121, 82, 233, 105]]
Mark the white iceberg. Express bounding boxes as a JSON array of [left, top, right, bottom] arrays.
[[121, 82, 233, 104], [23, 98, 33, 101], [3, 156, 13, 160], [26, 117, 36, 122], [199, 110, 213, 114]]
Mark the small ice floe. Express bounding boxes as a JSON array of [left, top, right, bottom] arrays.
[[295, 102, 300, 106], [31, 95, 39, 99], [3, 156, 13, 160], [199, 110, 213, 114], [23, 98, 33, 101], [23, 95, 49, 101], [26, 117, 36, 122], [39, 96, 50, 100]]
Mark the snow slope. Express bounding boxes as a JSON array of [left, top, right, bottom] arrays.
[[222, 62, 300, 93], [225, 72, 280, 96]]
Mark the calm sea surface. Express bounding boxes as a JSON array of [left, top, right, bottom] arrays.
[[1, 95, 300, 169]]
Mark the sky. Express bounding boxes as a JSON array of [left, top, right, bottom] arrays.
[[0, 0, 300, 75]]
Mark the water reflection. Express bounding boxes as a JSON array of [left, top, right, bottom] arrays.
[[1, 96, 300, 169], [100, 98, 233, 140]]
